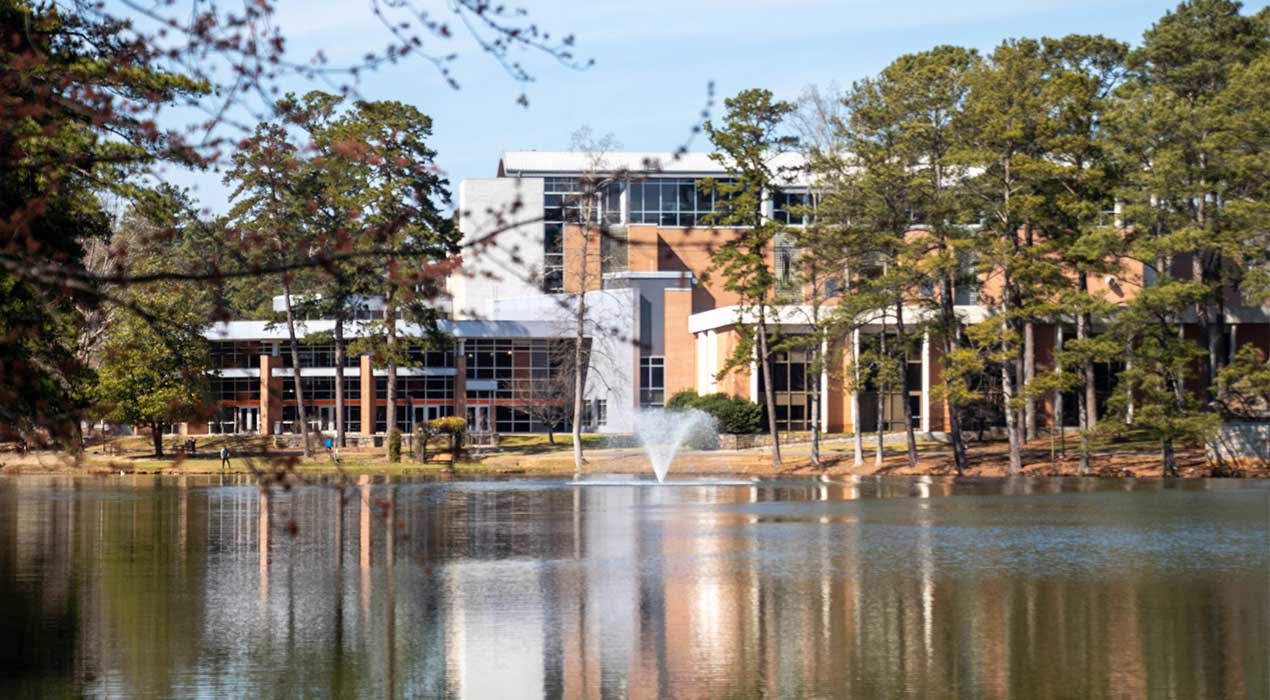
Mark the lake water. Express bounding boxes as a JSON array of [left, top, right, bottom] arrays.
[[0, 474, 1266, 699]]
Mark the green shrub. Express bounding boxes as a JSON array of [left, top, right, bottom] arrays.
[[667, 390, 762, 434], [387, 428, 401, 463], [430, 416, 467, 435], [666, 389, 700, 410], [693, 393, 763, 434]]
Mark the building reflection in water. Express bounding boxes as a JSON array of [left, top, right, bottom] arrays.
[[0, 475, 1265, 699]]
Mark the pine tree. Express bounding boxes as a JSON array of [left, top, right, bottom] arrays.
[[956, 39, 1060, 475], [225, 121, 319, 458], [1110, 0, 1269, 400], [335, 100, 456, 459], [1036, 34, 1130, 473], [704, 89, 798, 466]]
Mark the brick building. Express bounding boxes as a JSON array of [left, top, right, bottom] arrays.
[[187, 150, 1270, 439]]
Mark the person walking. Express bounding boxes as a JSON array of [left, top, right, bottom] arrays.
[[219, 445, 230, 470]]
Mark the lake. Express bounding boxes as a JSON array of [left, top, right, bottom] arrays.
[[0, 474, 1266, 699]]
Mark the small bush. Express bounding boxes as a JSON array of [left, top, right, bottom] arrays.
[[387, 428, 401, 463], [430, 416, 467, 435], [667, 390, 763, 434], [666, 389, 700, 410]]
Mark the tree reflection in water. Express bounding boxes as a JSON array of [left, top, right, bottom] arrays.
[[0, 475, 1265, 699]]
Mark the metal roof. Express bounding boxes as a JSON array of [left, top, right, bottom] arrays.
[[204, 319, 569, 341]]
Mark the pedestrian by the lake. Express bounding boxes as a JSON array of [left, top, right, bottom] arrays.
[[219, 446, 230, 470]]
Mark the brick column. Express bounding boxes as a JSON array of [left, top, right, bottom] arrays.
[[453, 339, 467, 419], [260, 354, 283, 436], [360, 354, 375, 435], [663, 287, 695, 397]]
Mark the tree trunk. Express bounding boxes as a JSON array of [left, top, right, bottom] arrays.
[[572, 288, 586, 474], [896, 297, 918, 468], [334, 317, 346, 449], [1022, 224, 1036, 443], [875, 327, 886, 468], [810, 369, 821, 467], [756, 312, 781, 466], [1054, 324, 1065, 455], [851, 329, 863, 468], [809, 281, 822, 468], [1124, 340, 1134, 426], [1000, 267, 1022, 476], [282, 277, 312, 459], [1023, 320, 1036, 442], [1161, 437, 1176, 478], [152, 423, 164, 458], [940, 272, 967, 475], [1076, 272, 1093, 474], [385, 302, 397, 459]]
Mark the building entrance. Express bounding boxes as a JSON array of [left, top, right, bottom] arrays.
[[236, 407, 259, 434], [466, 405, 492, 435]]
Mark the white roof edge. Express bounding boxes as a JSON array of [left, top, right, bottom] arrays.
[[603, 271, 697, 281], [204, 318, 571, 341], [498, 151, 808, 179]]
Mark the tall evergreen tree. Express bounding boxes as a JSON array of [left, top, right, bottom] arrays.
[[855, 46, 980, 474], [226, 121, 319, 457], [1110, 0, 1268, 399], [336, 100, 456, 459], [704, 89, 797, 466], [1037, 34, 1130, 473], [958, 38, 1063, 475]]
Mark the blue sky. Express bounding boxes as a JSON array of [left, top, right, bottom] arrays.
[[169, 0, 1268, 213]]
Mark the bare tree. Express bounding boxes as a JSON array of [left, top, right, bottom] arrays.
[[515, 340, 579, 445], [564, 128, 622, 472]]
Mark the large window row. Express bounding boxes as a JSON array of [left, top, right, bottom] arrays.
[[213, 377, 260, 403], [211, 342, 266, 369], [628, 178, 736, 227], [279, 344, 361, 368], [376, 377, 454, 401], [464, 338, 579, 403]]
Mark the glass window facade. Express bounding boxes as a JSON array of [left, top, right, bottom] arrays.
[[628, 178, 732, 227], [464, 338, 579, 433], [211, 342, 265, 369], [282, 377, 335, 401], [213, 377, 260, 403]]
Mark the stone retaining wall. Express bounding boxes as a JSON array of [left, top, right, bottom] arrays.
[[1208, 421, 1270, 464]]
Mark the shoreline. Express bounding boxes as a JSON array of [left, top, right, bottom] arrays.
[[3, 442, 1265, 481]]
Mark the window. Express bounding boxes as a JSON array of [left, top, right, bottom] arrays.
[[772, 190, 810, 226], [640, 356, 665, 407], [211, 342, 264, 369], [282, 377, 335, 401], [628, 178, 733, 227], [344, 405, 361, 434], [465, 338, 577, 400], [774, 243, 800, 296], [544, 178, 585, 293], [954, 250, 980, 305], [582, 398, 608, 428], [760, 349, 815, 431], [280, 344, 336, 368], [213, 377, 260, 403]]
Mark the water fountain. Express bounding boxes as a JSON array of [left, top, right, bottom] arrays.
[[572, 407, 755, 486], [633, 407, 719, 483]]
